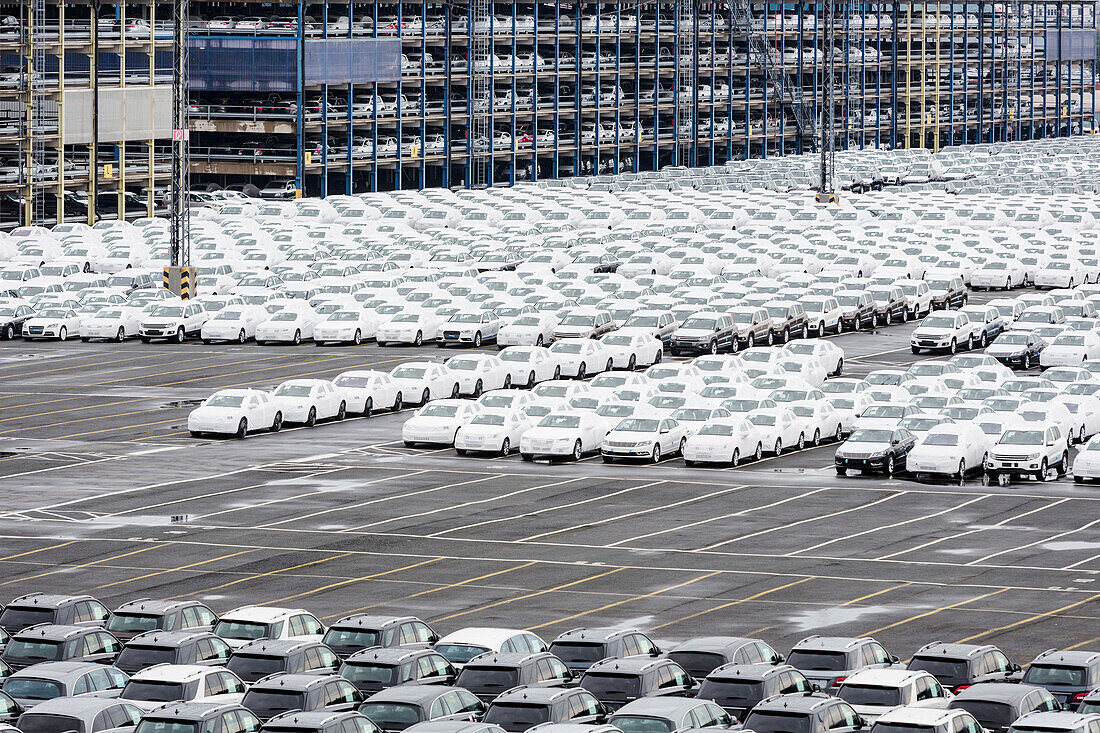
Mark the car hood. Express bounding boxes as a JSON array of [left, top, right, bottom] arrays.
[[837, 440, 890, 454]]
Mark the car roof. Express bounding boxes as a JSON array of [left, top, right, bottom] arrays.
[[466, 652, 549, 667], [143, 702, 245, 721], [237, 639, 322, 655], [330, 615, 417, 629], [254, 673, 340, 691], [131, 664, 215, 683], [7, 594, 91, 609], [266, 711, 367, 728], [842, 669, 931, 687], [754, 693, 838, 713], [14, 624, 94, 640], [346, 648, 435, 664], [1012, 712, 1100, 730], [128, 630, 215, 646], [553, 628, 638, 643], [877, 706, 970, 726], [8, 661, 108, 682], [365, 685, 462, 704], [1031, 650, 1100, 667], [610, 698, 709, 717], [706, 663, 792, 681], [23, 697, 129, 717], [587, 657, 672, 674], [220, 606, 309, 623], [114, 599, 204, 614], [405, 723, 502, 733], [914, 642, 993, 658], [953, 683, 1043, 702]]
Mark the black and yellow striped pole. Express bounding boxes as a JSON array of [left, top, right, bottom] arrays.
[[163, 266, 195, 299]]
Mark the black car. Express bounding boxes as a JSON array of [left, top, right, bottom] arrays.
[[834, 427, 917, 476], [482, 686, 607, 732], [229, 640, 341, 683], [0, 594, 111, 633], [134, 702, 261, 733], [359, 686, 485, 732], [908, 642, 1022, 694], [341, 648, 456, 694], [665, 637, 784, 680], [243, 674, 363, 722], [868, 286, 910, 326], [262, 710, 381, 733], [986, 331, 1047, 370], [696, 664, 814, 719], [743, 693, 865, 733], [579, 658, 696, 711], [323, 615, 439, 659], [457, 652, 573, 702], [764, 301, 810, 342], [949, 684, 1061, 733], [115, 630, 232, 674], [549, 628, 661, 673], [669, 312, 739, 356], [106, 599, 218, 642], [0, 304, 33, 339], [1, 625, 121, 671], [1023, 649, 1100, 708]]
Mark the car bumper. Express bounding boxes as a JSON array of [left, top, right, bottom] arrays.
[[669, 340, 713, 354], [403, 427, 458, 444], [835, 456, 889, 473], [188, 417, 241, 434], [601, 444, 653, 457]]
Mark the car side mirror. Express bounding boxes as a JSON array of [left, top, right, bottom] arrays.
[[811, 684, 822, 692], [660, 428, 670, 434], [773, 654, 785, 664], [891, 655, 900, 664], [1013, 664, 1022, 673]]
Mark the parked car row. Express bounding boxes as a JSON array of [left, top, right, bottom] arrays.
[[0, 593, 1098, 733]]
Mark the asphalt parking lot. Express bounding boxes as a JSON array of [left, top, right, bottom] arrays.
[[0, 289, 1096, 664]]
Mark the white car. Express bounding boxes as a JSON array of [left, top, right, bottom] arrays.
[[836, 669, 953, 723], [331, 370, 404, 414], [376, 312, 446, 346], [213, 606, 325, 649], [119, 665, 247, 711], [520, 410, 608, 461], [905, 422, 991, 480], [497, 312, 559, 347], [270, 379, 348, 425], [389, 362, 461, 404], [402, 399, 481, 447], [800, 296, 844, 335], [314, 310, 380, 346], [256, 309, 321, 345], [600, 332, 664, 370], [499, 346, 563, 387], [188, 388, 284, 438], [433, 628, 547, 670], [747, 407, 807, 454], [1034, 259, 1086, 289], [455, 409, 532, 456], [971, 258, 1027, 290], [910, 312, 983, 355], [682, 417, 764, 466], [22, 307, 82, 341], [445, 354, 512, 395], [200, 305, 268, 344], [785, 339, 844, 377], [440, 310, 503, 347], [601, 416, 687, 463], [788, 400, 845, 445], [1072, 434, 1100, 482], [549, 338, 615, 379], [80, 306, 142, 342], [138, 301, 209, 343], [1040, 331, 1100, 367], [855, 403, 921, 431]]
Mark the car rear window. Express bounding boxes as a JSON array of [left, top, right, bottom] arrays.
[[483, 702, 552, 731]]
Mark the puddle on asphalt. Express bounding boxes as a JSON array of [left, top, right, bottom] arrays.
[[160, 399, 204, 409], [1041, 540, 1100, 552], [787, 605, 891, 630]]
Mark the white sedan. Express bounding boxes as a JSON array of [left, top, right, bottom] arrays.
[[445, 354, 512, 396], [376, 312, 446, 346], [747, 407, 808, 454], [440, 310, 503, 347], [256, 310, 321, 345], [785, 339, 844, 376], [788, 400, 845, 445], [200, 305, 268, 344], [601, 416, 687, 463], [1040, 331, 1100, 367], [906, 422, 992, 480], [600, 332, 664, 370], [455, 409, 532, 456], [331, 370, 404, 414], [80, 306, 141, 342], [497, 312, 559, 347], [1072, 434, 1100, 482], [188, 389, 283, 438], [314, 310, 380, 346], [270, 379, 347, 425], [402, 399, 481, 447], [683, 418, 764, 466], [23, 308, 82, 341], [520, 411, 608, 461], [499, 346, 562, 387], [389, 362, 461, 405], [549, 338, 615, 379]]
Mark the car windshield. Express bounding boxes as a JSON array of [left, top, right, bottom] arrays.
[[743, 710, 813, 733], [107, 612, 162, 633], [998, 429, 1044, 446], [923, 433, 960, 446], [392, 368, 426, 379], [15, 714, 85, 733], [421, 404, 459, 417], [450, 313, 483, 323], [435, 644, 491, 664], [1022, 664, 1087, 686], [538, 415, 580, 428], [1, 677, 63, 700], [483, 702, 551, 731], [358, 702, 422, 729], [470, 413, 506, 426], [205, 394, 245, 408], [273, 385, 312, 397], [552, 343, 583, 354], [342, 661, 399, 686], [614, 418, 660, 432], [121, 680, 187, 702], [838, 684, 902, 706], [682, 318, 717, 330]]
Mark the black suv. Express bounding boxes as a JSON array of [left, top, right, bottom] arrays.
[[744, 693, 865, 733], [949, 684, 1061, 733], [359, 686, 486, 732], [549, 628, 661, 673], [133, 702, 261, 733], [697, 664, 815, 719], [482, 686, 607, 732], [786, 636, 898, 690], [229, 640, 341, 683], [106, 599, 218, 642], [262, 710, 380, 733], [1023, 650, 1100, 708], [907, 642, 1022, 694], [0, 594, 111, 633], [2, 625, 121, 671], [457, 653, 574, 702], [341, 648, 456, 694], [323, 616, 439, 659], [669, 312, 740, 356], [116, 630, 232, 673], [665, 637, 784, 680], [244, 674, 364, 722], [580, 658, 695, 711]]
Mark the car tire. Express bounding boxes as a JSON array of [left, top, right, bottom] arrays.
[[189, 430, 202, 438], [1080, 426, 1087, 445], [902, 309, 909, 323], [554, 366, 561, 379], [774, 438, 782, 455], [627, 355, 637, 370], [966, 335, 974, 351], [1037, 457, 1049, 481], [235, 418, 248, 439], [602, 455, 614, 463], [813, 429, 821, 447], [797, 432, 806, 450], [421, 388, 431, 405], [835, 424, 844, 442], [115, 327, 126, 342], [1060, 451, 1069, 475], [364, 397, 373, 416], [872, 313, 879, 328], [1023, 354, 1031, 369], [238, 329, 247, 344], [886, 454, 895, 476], [82, 337, 91, 343], [305, 407, 317, 427], [292, 329, 301, 346], [730, 447, 740, 467], [948, 338, 957, 355], [353, 329, 362, 345], [473, 379, 483, 397], [500, 438, 511, 456], [393, 392, 403, 411], [451, 383, 460, 398], [684, 459, 695, 467], [654, 350, 662, 363], [271, 412, 282, 432], [521, 453, 533, 462], [577, 363, 587, 380], [58, 326, 67, 342], [709, 340, 718, 354], [836, 467, 847, 476], [572, 440, 583, 461], [754, 443, 763, 461], [834, 358, 843, 377], [473, 332, 482, 348], [536, 334, 544, 346], [766, 331, 774, 346], [979, 332, 987, 347], [885, 311, 892, 326], [678, 437, 687, 456], [526, 371, 536, 388], [415, 331, 423, 347], [817, 321, 826, 336], [336, 401, 346, 420], [650, 443, 662, 463], [174, 326, 185, 343], [404, 440, 415, 448], [4, 324, 13, 340], [801, 324, 809, 339], [605, 358, 613, 372]]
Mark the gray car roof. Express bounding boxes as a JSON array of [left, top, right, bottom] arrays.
[[493, 687, 583, 704], [364, 686, 463, 704], [237, 639, 325, 655], [346, 648, 436, 664], [266, 711, 369, 728], [1012, 712, 1100, 730], [706, 663, 793, 681], [552, 629, 636, 643], [114, 600, 205, 614], [586, 658, 667, 674], [128, 630, 215, 646], [8, 661, 112, 683], [404, 724, 502, 733], [668, 638, 760, 655], [753, 693, 838, 713], [952, 684, 1047, 704], [610, 698, 709, 719], [330, 615, 419, 629], [253, 674, 342, 691], [13, 624, 95, 641], [914, 643, 994, 658], [20, 697, 130, 718], [143, 702, 247, 721], [465, 652, 548, 667]]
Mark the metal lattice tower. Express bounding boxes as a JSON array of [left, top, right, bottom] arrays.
[[676, 0, 694, 165], [730, 0, 815, 145], [469, 0, 491, 188], [169, 0, 191, 266], [23, 0, 47, 224], [817, 0, 837, 202]]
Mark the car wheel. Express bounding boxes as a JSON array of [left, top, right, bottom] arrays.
[[872, 313, 879, 328], [414, 331, 423, 347], [473, 379, 483, 397], [956, 459, 966, 480], [536, 334, 544, 346], [709, 339, 719, 354], [605, 358, 613, 372], [305, 407, 317, 427], [554, 366, 561, 379], [292, 329, 301, 345], [577, 363, 587, 380], [949, 338, 957, 355], [837, 320, 845, 334], [902, 309, 909, 323], [766, 331, 774, 346], [1023, 354, 1031, 369], [57, 326, 68, 342], [797, 432, 805, 450], [802, 324, 809, 338], [602, 455, 614, 463], [473, 331, 482, 348], [572, 439, 583, 461], [885, 311, 892, 326], [235, 418, 248, 439], [189, 430, 202, 438], [451, 383, 460, 398], [818, 321, 826, 335], [364, 397, 373, 416], [730, 447, 740, 466], [836, 467, 847, 476], [979, 332, 987, 348], [527, 370, 536, 388], [238, 329, 247, 344], [967, 335, 974, 351], [271, 412, 283, 432], [140, 336, 151, 343], [834, 358, 843, 376], [754, 443, 763, 461], [116, 327, 126, 342], [813, 429, 821, 446], [834, 424, 843, 441], [503, 374, 512, 389], [404, 440, 415, 448], [3, 324, 12, 340], [650, 443, 662, 463], [1037, 457, 1049, 481], [336, 401, 347, 420], [1080, 425, 1087, 445], [654, 350, 662, 363], [678, 437, 687, 456], [627, 354, 637, 370], [774, 438, 782, 455], [176, 326, 186, 343], [1060, 451, 1069, 475], [353, 329, 362, 345], [500, 438, 511, 456], [885, 454, 895, 476], [393, 392, 403, 411], [421, 388, 431, 404]]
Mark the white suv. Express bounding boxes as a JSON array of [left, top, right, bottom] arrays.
[[871, 707, 984, 733], [119, 665, 247, 710], [213, 606, 326, 649], [139, 301, 209, 343], [985, 422, 1069, 482], [837, 669, 953, 723]]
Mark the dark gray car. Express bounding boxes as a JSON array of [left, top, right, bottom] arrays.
[[262, 710, 381, 733], [0, 690, 19, 725], [907, 642, 1022, 694], [1023, 650, 1100, 708], [482, 686, 607, 732], [359, 686, 485, 732], [133, 702, 261, 733], [665, 638, 784, 680], [457, 653, 574, 702], [116, 630, 232, 674], [106, 600, 218, 642], [608, 697, 734, 733], [342, 648, 456, 694], [743, 693, 865, 733], [549, 629, 661, 673], [787, 636, 898, 690], [229, 640, 341, 683], [0, 594, 111, 633], [696, 664, 815, 720], [243, 674, 363, 722], [579, 658, 696, 711], [2, 661, 128, 709], [2, 625, 121, 671], [15, 696, 143, 733], [323, 616, 440, 660], [1079, 689, 1100, 715], [949, 683, 1062, 733]]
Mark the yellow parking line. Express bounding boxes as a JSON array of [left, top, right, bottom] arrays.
[[0, 544, 162, 586], [92, 352, 312, 385], [169, 552, 355, 597], [0, 540, 79, 562], [88, 549, 258, 590], [0, 397, 148, 425], [955, 590, 1100, 644], [861, 588, 1009, 637], [650, 577, 814, 631], [53, 417, 182, 440], [265, 557, 444, 606]]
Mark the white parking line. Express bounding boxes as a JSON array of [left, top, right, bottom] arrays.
[[967, 515, 1100, 566]]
